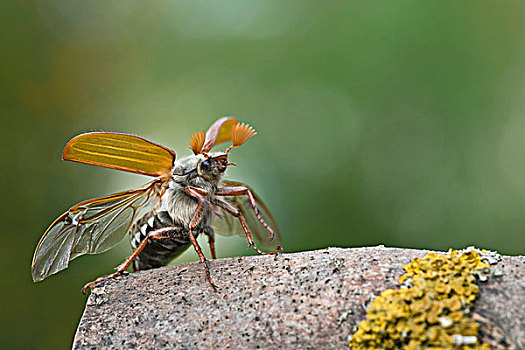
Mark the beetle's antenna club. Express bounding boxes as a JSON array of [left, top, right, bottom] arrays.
[[189, 130, 206, 155], [226, 122, 257, 154]]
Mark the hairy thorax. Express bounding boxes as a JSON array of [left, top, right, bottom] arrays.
[[159, 153, 223, 229]]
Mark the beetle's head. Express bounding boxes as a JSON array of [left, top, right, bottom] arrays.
[[189, 121, 257, 180], [197, 152, 231, 180]]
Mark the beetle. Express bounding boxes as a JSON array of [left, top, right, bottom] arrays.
[[31, 117, 282, 293]]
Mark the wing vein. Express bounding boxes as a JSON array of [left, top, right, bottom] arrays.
[[71, 148, 163, 166], [72, 141, 169, 157]]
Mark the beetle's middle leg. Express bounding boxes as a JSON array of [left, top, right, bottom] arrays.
[[214, 197, 282, 255], [82, 226, 185, 294], [216, 186, 275, 240]]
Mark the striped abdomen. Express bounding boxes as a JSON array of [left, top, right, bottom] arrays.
[[129, 210, 197, 271]]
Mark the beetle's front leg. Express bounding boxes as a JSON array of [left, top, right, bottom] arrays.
[[187, 186, 222, 218], [186, 187, 217, 291], [216, 185, 274, 240]]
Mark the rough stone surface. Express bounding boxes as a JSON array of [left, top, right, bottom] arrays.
[[72, 247, 524, 349]]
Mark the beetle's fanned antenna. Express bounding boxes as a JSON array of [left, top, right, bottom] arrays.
[[226, 123, 257, 154], [189, 130, 206, 155]]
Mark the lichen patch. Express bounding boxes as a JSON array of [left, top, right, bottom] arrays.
[[349, 248, 501, 349]]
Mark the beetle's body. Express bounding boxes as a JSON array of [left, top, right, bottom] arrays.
[[31, 118, 282, 293], [129, 212, 196, 271], [130, 153, 224, 270]]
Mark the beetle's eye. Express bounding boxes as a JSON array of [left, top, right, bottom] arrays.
[[201, 159, 211, 170]]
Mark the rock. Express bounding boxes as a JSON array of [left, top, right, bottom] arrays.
[[72, 246, 524, 349]]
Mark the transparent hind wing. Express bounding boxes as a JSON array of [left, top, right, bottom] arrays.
[[31, 180, 162, 282]]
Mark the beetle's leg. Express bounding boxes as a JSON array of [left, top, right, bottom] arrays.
[[187, 186, 222, 218], [216, 186, 274, 240], [82, 226, 184, 294], [186, 187, 217, 291], [204, 226, 217, 259], [214, 197, 282, 255]]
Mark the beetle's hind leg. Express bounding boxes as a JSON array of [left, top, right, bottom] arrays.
[[204, 226, 216, 259], [82, 226, 184, 294]]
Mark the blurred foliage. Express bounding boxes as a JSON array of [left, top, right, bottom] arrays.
[[1, 1, 525, 349]]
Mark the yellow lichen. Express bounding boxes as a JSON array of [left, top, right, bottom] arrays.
[[349, 248, 499, 350]]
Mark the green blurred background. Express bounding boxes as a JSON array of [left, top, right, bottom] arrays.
[[2, 1, 525, 348]]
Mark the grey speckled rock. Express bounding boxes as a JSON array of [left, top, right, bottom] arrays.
[[72, 247, 524, 349]]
